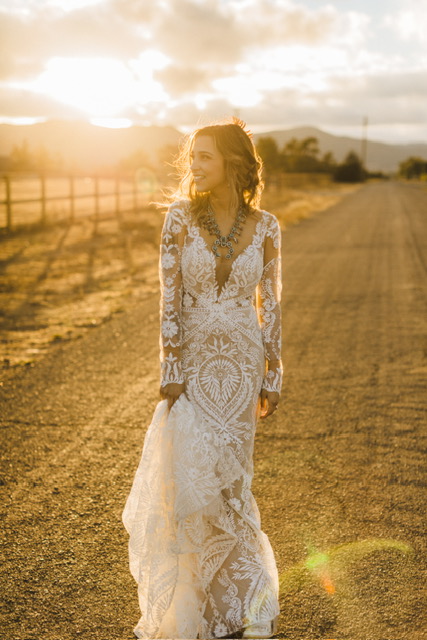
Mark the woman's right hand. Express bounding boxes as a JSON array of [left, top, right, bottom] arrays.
[[159, 382, 185, 409]]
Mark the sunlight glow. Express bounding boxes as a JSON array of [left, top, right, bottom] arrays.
[[195, 94, 208, 110], [0, 116, 47, 126], [90, 118, 134, 129], [33, 57, 139, 117], [44, 0, 105, 10], [212, 76, 263, 108], [129, 50, 171, 108]]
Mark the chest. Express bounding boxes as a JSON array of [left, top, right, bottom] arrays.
[[182, 223, 265, 299]]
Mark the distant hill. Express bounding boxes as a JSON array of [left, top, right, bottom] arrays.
[[0, 120, 183, 171], [1, 120, 426, 173], [253, 126, 427, 173]]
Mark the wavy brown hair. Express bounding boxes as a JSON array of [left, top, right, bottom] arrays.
[[172, 117, 264, 221]]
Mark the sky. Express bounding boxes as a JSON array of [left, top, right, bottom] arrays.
[[1, 0, 426, 144]]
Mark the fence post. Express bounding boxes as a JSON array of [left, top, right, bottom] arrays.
[[4, 175, 12, 231], [115, 175, 120, 217], [40, 173, 46, 224], [133, 172, 138, 214], [115, 174, 125, 229], [93, 175, 99, 232], [69, 175, 75, 221]]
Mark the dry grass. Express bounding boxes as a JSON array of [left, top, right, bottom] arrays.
[[0, 179, 357, 367], [262, 176, 359, 227]]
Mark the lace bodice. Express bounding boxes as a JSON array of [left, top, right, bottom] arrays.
[[159, 200, 283, 393]]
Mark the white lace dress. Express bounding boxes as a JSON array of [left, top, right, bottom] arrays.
[[122, 200, 283, 639]]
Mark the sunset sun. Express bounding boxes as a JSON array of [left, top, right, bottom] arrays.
[[31, 56, 168, 119]]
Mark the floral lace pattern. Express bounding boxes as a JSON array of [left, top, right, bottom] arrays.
[[159, 200, 282, 393], [123, 201, 282, 638]]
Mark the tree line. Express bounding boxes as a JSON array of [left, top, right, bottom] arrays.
[[256, 135, 366, 183], [398, 157, 427, 180], [256, 135, 427, 183], [0, 139, 176, 181], [0, 140, 65, 173]]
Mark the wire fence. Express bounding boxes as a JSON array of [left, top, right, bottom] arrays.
[[0, 170, 160, 231]]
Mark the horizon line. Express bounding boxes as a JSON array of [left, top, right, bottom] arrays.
[[0, 116, 426, 147]]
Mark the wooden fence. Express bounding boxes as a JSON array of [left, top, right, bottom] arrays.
[[0, 171, 159, 231]]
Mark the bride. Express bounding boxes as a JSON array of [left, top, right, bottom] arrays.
[[122, 118, 282, 639]]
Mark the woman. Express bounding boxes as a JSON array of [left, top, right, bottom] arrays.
[[123, 118, 282, 639]]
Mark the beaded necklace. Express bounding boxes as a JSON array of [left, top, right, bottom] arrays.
[[201, 202, 248, 259]]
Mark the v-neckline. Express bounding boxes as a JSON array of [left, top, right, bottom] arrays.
[[191, 216, 264, 298]]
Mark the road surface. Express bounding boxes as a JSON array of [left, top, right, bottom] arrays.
[[1, 181, 426, 639]]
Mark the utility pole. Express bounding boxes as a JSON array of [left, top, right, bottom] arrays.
[[361, 116, 368, 169]]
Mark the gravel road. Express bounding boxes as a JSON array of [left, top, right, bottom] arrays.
[[1, 181, 426, 640]]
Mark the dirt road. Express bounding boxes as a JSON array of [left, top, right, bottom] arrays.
[[1, 181, 426, 639]]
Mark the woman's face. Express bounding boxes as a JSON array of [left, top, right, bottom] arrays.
[[190, 135, 227, 195]]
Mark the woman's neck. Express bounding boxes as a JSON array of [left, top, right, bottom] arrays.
[[209, 189, 236, 220]]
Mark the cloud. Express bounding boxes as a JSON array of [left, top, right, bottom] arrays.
[[0, 2, 142, 81], [151, 1, 245, 66], [0, 11, 45, 80], [363, 70, 427, 99], [229, 0, 371, 56], [121, 0, 373, 112], [113, 0, 370, 81], [236, 0, 365, 47], [384, 1, 427, 44], [154, 65, 214, 97], [50, 4, 141, 57], [111, 0, 158, 23], [0, 0, 371, 83], [313, 70, 427, 129], [161, 96, 245, 127]]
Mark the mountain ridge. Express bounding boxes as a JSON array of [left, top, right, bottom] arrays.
[[0, 120, 426, 173], [253, 126, 427, 173]]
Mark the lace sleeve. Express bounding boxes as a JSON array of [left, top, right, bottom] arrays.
[[257, 214, 283, 393], [159, 203, 187, 387]]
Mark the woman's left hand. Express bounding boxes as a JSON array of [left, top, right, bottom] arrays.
[[260, 390, 280, 418], [160, 382, 185, 409]]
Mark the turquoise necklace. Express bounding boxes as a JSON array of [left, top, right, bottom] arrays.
[[201, 202, 247, 259]]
